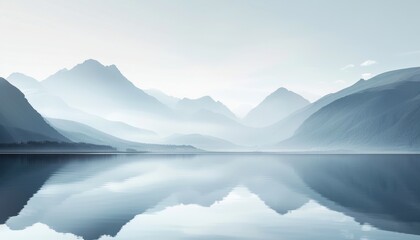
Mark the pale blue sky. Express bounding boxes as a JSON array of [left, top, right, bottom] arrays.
[[1, 0, 420, 115]]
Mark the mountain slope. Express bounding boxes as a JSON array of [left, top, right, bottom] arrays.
[[0, 78, 68, 143], [284, 80, 420, 150], [7, 73, 157, 143], [7, 73, 44, 90], [48, 118, 199, 152], [266, 67, 420, 144], [145, 89, 180, 108], [175, 96, 237, 120], [7, 72, 72, 115], [244, 88, 309, 127], [42, 59, 170, 117]]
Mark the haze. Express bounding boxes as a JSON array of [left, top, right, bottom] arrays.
[[1, 0, 420, 115]]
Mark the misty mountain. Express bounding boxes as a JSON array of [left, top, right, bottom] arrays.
[[7, 73, 73, 116], [48, 118, 199, 152], [0, 78, 68, 143], [42, 59, 171, 117], [48, 118, 131, 147], [266, 67, 420, 144], [161, 133, 241, 151], [184, 109, 260, 145], [7, 67, 253, 146], [7, 73, 44, 91], [145, 89, 180, 108], [284, 79, 420, 150], [243, 87, 309, 127], [175, 96, 237, 120], [7, 72, 157, 143]]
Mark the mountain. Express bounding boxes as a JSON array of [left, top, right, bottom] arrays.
[[7, 73, 44, 91], [266, 67, 420, 144], [42, 59, 170, 117], [7, 72, 72, 116], [161, 133, 241, 151], [48, 118, 199, 152], [48, 118, 134, 147], [0, 78, 68, 143], [243, 87, 310, 127], [7, 68, 254, 146], [283, 71, 420, 150], [175, 96, 237, 120], [186, 109, 256, 144], [7, 73, 157, 143], [145, 89, 180, 108]]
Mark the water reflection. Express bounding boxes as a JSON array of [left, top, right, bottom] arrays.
[[0, 155, 66, 223], [291, 155, 420, 236], [0, 154, 419, 240]]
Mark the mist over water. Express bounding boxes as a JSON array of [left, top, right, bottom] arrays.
[[0, 154, 419, 240]]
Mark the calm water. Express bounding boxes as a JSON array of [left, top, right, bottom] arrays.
[[0, 154, 420, 240]]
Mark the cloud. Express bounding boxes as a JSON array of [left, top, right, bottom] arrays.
[[334, 79, 346, 84], [340, 64, 355, 70], [360, 60, 377, 66], [361, 73, 373, 79]]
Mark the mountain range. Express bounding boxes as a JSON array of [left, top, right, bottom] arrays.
[[3, 59, 420, 152]]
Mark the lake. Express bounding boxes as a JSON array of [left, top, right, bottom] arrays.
[[0, 154, 419, 240]]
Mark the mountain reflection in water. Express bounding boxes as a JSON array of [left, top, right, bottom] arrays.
[[0, 154, 419, 240]]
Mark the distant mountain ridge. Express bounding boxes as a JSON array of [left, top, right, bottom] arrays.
[[175, 96, 237, 120], [42, 59, 170, 117], [7, 72, 78, 116], [6, 60, 252, 148], [145, 89, 180, 108], [7, 73, 43, 91], [243, 87, 309, 127]]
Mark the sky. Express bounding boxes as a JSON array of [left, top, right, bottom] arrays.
[[1, 0, 420, 116]]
